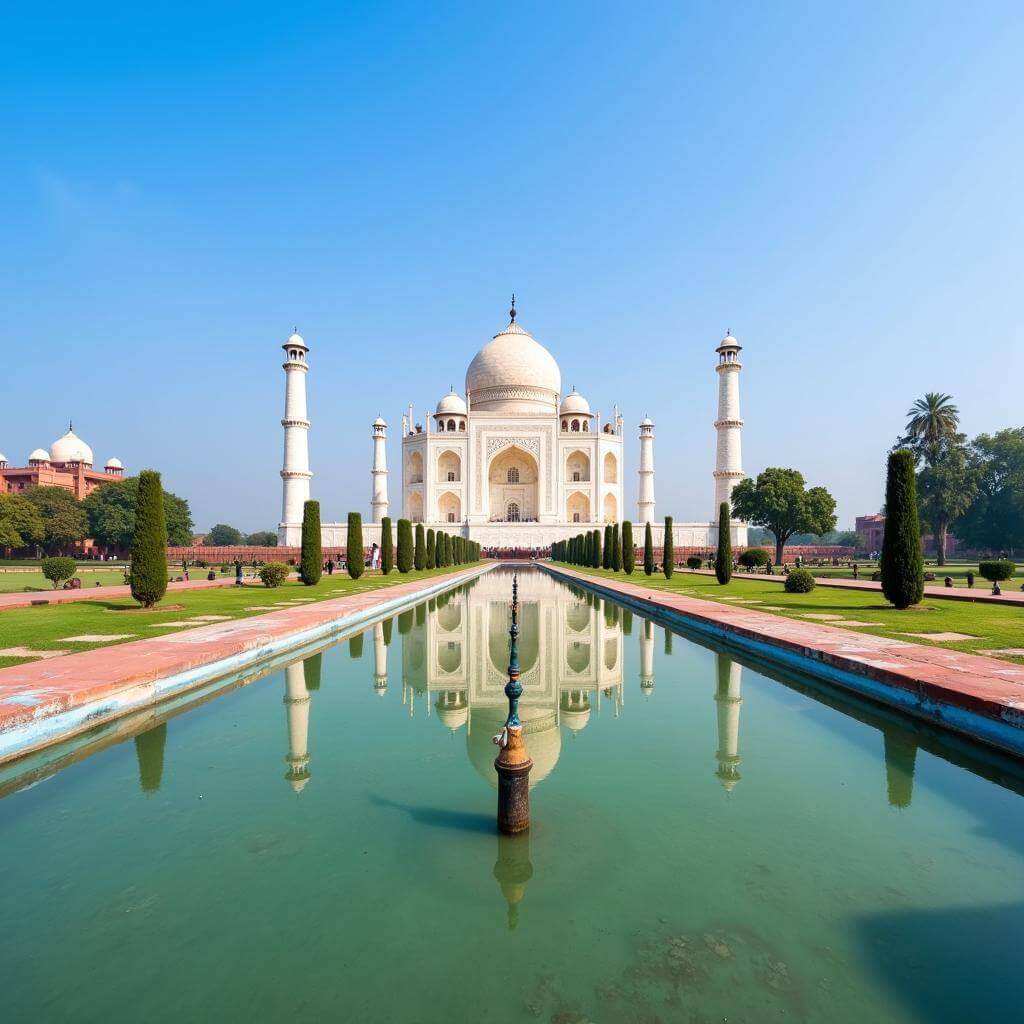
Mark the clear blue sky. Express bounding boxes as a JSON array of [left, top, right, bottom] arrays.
[[3, 2, 1022, 533]]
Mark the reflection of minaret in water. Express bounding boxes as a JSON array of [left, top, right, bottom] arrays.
[[134, 721, 167, 794], [373, 621, 388, 696], [883, 729, 918, 809], [284, 661, 312, 793], [493, 830, 533, 931], [639, 619, 655, 697], [714, 652, 742, 792]]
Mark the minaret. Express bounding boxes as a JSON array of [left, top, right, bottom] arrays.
[[284, 661, 312, 793], [278, 329, 312, 547], [371, 417, 389, 524], [713, 330, 744, 521], [637, 416, 655, 524], [373, 621, 388, 696], [714, 652, 742, 792], [639, 618, 655, 697]]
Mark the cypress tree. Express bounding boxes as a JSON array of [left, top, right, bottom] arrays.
[[881, 449, 925, 609], [300, 501, 323, 585], [443, 532, 453, 566], [414, 523, 426, 570], [584, 531, 593, 567], [592, 529, 601, 568], [663, 516, 674, 579], [303, 652, 322, 691], [622, 520, 635, 574], [129, 469, 168, 607], [715, 503, 731, 585], [644, 522, 654, 575], [382, 617, 393, 645], [397, 518, 414, 572], [611, 523, 622, 571], [349, 633, 364, 658], [346, 511, 363, 580], [603, 524, 613, 569], [381, 516, 394, 574], [425, 528, 435, 569]]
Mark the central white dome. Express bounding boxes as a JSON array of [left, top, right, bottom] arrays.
[[50, 427, 93, 466], [465, 316, 561, 413]]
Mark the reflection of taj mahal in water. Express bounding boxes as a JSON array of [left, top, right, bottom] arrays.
[[280, 571, 749, 794]]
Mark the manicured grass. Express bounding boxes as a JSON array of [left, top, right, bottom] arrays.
[[559, 565, 1024, 663], [786, 560, 1024, 588], [0, 568, 133, 593], [0, 564, 482, 668]]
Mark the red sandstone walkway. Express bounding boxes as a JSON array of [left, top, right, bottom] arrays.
[[547, 565, 1024, 753], [0, 574, 248, 611], [0, 565, 490, 764], [688, 568, 1024, 605]]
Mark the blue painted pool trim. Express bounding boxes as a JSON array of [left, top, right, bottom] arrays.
[[0, 563, 497, 766], [540, 564, 1024, 758]]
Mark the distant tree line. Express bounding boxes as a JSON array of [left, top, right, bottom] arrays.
[[202, 524, 278, 547]]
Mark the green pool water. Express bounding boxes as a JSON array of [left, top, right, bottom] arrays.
[[2, 566, 1023, 1023]]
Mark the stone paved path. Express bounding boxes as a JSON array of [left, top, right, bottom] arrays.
[[546, 564, 1024, 755], [0, 574, 249, 611], [0, 564, 491, 764]]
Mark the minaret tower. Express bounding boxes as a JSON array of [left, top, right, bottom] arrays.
[[373, 621, 388, 696], [639, 618, 655, 697], [713, 330, 744, 523], [284, 660, 312, 793], [371, 417, 389, 524], [278, 329, 312, 547], [637, 416, 655, 524], [714, 652, 743, 792]]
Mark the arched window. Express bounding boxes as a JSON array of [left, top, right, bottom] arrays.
[[507, 502, 521, 522], [561, 419, 568, 431], [447, 512, 455, 523], [447, 419, 456, 432], [582, 420, 589, 432], [438, 421, 445, 431], [573, 512, 581, 523], [507, 466, 520, 484], [458, 421, 466, 431], [571, 419, 580, 432]]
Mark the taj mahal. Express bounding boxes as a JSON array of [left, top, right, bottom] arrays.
[[277, 299, 748, 551]]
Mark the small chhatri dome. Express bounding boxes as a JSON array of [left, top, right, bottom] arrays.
[[29, 448, 50, 463], [105, 456, 123, 469], [559, 387, 591, 416], [465, 300, 562, 413], [0, 452, 7, 465], [284, 327, 307, 349], [717, 329, 741, 350], [49, 425, 93, 465], [436, 390, 468, 416], [640, 415, 654, 427], [372, 416, 387, 427]]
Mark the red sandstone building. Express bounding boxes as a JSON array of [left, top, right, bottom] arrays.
[[0, 425, 124, 499]]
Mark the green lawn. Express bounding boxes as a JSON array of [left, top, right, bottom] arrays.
[[0, 564, 481, 669], [777, 559, 1024, 589], [558, 565, 1024, 663]]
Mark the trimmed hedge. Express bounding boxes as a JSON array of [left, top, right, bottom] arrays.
[[381, 517, 394, 574], [663, 516, 674, 579], [301, 501, 323, 585], [880, 449, 924, 608], [346, 512, 363, 580], [739, 547, 770, 569], [622, 520, 634, 575], [414, 523, 426, 570], [426, 528, 435, 569], [130, 469, 168, 608], [686, 555, 702, 570], [714, 503, 732, 585], [258, 562, 289, 587], [42, 555, 77, 589], [979, 560, 1016, 582], [397, 519, 414, 572], [784, 568, 816, 593]]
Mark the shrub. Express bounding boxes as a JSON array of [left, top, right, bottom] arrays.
[[738, 547, 770, 569], [258, 562, 289, 588], [686, 555, 702, 570], [622, 520, 635, 574], [301, 501, 323, 585], [785, 568, 817, 593], [979, 560, 1016, 582], [130, 469, 168, 608], [715, 503, 732, 585], [42, 556, 77, 589], [880, 450, 924, 609], [397, 519, 413, 572], [346, 511, 363, 579], [381, 517, 394, 574], [663, 516, 674, 579], [643, 522, 654, 575]]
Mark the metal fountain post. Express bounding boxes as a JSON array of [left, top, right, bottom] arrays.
[[494, 573, 533, 833]]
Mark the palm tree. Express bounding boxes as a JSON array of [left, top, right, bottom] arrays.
[[904, 393, 959, 465]]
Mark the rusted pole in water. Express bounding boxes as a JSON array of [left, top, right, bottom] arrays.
[[494, 573, 532, 833]]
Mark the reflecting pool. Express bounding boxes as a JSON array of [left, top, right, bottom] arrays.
[[2, 567, 1023, 1023]]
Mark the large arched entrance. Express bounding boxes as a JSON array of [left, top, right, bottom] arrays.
[[487, 445, 539, 522]]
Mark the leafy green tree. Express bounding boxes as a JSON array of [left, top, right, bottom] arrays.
[[622, 521, 634, 574], [958, 428, 1024, 552], [414, 523, 426, 570], [0, 494, 46, 550], [644, 522, 654, 575], [245, 530, 278, 546], [426, 528, 435, 569], [663, 516, 674, 578], [730, 468, 837, 565], [345, 511, 362, 580], [300, 502, 323, 584], [205, 523, 243, 546], [715, 503, 732, 584], [129, 469, 168, 607], [25, 487, 87, 554], [611, 524, 622, 571], [381, 517, 394, 574], [917, 437, 977, 565], [901, 392, 960, 465], [42, 555, 77, 589], [880, 450, 924, 609], [83, 476, 193, 550], [397, 519, 413, 572]]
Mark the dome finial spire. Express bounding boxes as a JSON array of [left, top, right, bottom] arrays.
[[509, 294, 516, 322]]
